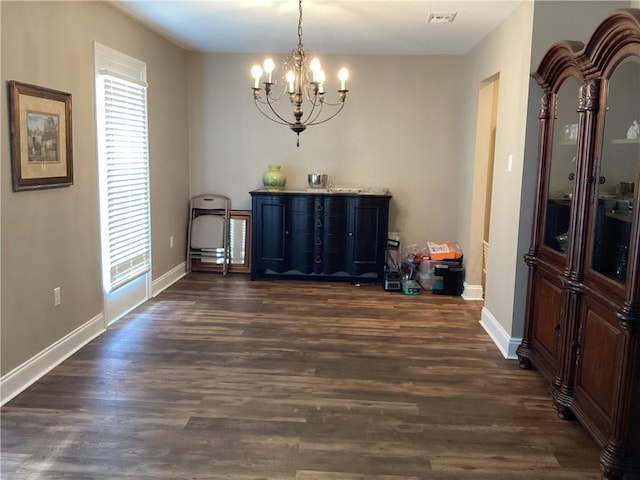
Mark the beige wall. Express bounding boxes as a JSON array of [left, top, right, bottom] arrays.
[[457, 1, 536, 327], [187, 52, 466, 249], [0, 1, 190, 375], [529, 1, 632, 68]]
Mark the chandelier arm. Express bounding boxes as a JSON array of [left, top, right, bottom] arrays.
[[254, 84, 289, 106], [255, 95, 289, 107], [305, 101, 346, 127], [303, 83, 320, 102], [297, 94, 322, 125], [254, 98, 293, 126], [265, 93, 299, 126], [266, 83, 288, 102], [301, 98, 325, 125], [317, 96, 347, 108]]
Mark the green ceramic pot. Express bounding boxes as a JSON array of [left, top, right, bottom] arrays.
[[262, 165, 286, 190]]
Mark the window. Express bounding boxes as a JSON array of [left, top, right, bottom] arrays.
[[95, 44, 151, 292]]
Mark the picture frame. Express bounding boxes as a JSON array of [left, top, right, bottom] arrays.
[[8, 80, 73, 191], [229, 210, 252, 273]]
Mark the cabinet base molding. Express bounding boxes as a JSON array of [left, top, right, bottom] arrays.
[[552, 401, 575, 421], [600, 442, 640, 480], [550, 383, 576, 421], [253, 269, 379, 283]]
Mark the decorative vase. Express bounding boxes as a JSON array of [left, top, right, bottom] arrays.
[[262, 165, 286, 190]]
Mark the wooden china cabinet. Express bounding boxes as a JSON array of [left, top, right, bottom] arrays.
[[516, 9, 640, 480]]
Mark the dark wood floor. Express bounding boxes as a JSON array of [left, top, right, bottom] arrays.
[[1, 274, 603, 479]]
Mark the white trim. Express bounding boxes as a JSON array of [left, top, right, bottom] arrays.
[[0, 314, 105, 406], [1, 260, 186, 406], [152, 262, 187, 297], [98, 68, 148, 87], [462, 282, 483, 300], [479, 307, 521, 359], [104, 273, 150, 327], [94, 42, 146, 83]]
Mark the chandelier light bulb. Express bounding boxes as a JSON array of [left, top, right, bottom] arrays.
[[338, 68, 349, 91], [309, 57, 321, 81], [317, 70, 325, 93], [286, 70, 296, 93], [251, 64, 263, 88], [263, 58, 275, 83]]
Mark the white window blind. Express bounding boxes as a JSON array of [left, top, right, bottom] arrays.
[[97, 74, 151, 292]]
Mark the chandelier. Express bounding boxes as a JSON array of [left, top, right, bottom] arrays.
[[251, 0, 349, 147]]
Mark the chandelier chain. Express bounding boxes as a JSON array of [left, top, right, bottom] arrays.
[[297, 0, 304, 48]]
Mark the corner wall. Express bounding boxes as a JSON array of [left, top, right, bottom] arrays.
[[456, 1, 535, 356]]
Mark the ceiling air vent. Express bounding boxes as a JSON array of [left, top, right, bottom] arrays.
[[427, 12, 457, 24]]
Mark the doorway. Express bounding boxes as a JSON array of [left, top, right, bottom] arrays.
[[471, 76, 500, 297]]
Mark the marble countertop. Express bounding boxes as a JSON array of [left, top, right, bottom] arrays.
[[251, 187, 390, 196]]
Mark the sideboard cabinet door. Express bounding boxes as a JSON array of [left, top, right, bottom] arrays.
[[318, 196, 349, 274], [347, 196, 390, 278], [251, 194, 289, 278], [289, 196, 316, 274]]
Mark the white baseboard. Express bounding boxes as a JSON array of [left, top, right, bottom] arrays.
[[462, 282, 483, 300], [479, 306, 521, 359], [1, 263, 185, 406], [152, 262, 186, 297], [0, 313, 105, 406]]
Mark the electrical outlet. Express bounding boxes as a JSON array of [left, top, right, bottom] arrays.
[[170, 235, 174, 248], [54, 287, 62, 306]]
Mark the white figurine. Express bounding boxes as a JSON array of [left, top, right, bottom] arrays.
[[627, 120, 639, 140]]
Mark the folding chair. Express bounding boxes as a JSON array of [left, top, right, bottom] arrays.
[[186, 194, 231, 274]]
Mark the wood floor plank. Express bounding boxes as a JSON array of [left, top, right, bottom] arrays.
[[1, 274, 603, 479]]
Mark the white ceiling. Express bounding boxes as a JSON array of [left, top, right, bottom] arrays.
[[110, 0, 524, 55]]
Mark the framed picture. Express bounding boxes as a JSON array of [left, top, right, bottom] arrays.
[[8, 81, 73, 191], [229, 210, 252, 273]]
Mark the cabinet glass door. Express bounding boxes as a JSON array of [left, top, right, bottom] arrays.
[[543, 76, 581, 254], [591, 56, 640, 283]]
